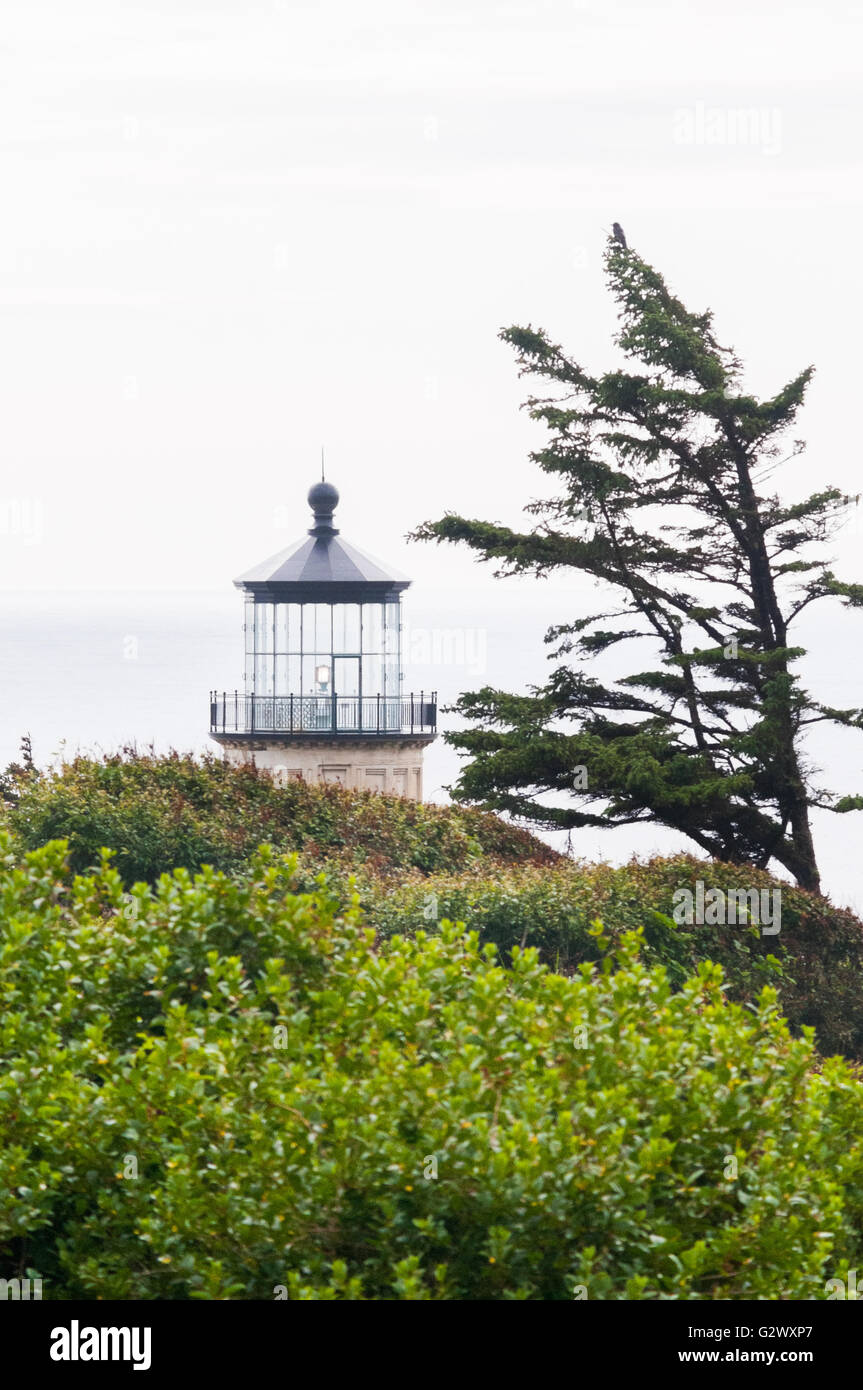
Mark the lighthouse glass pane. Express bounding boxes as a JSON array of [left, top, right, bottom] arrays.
[[255, 653, 274, 696], [255, 603, 274, 654], [383, 654, 399, 696], [362, 653, 383, 697], [316, 604, 332, 652], [384, 603, 401, 656], [244, 597, 255, 653], [333, 656, 360, 697], [273, 654, 301, 695], [302, 655, 332, 695], [275, 604, 289, 652], [288, 604, 302, 653], [333, 603, 360, 654], [362, 603, 383, 653], [303, 603, 332, 653]]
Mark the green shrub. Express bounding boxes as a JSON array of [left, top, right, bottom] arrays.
[[2, 833, 862, 1300], [2, 748, 557, 884], [7, 748, 863, 1061], [362, 856, 863, 1062]]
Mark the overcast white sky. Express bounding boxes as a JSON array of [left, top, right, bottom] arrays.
[[1, 0, 863, 899], [1, 0, 861, 597]]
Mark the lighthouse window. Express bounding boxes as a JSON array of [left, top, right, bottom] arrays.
[[299, 605, 312, 650], [301, 603, 332, 653], [302, 654, 333, 694], [362, 603, 383, 653], [282, 606, 302, 653], [255, 602, 274, 654], [316, 604, 332, 650], [362, 653, 382, 697], [255, 653, 274, 696], [333, 603, 360, 654], [274, 654, 293, 694], [273, 654, 301, 695], [246, 596, 403, 701], [385, 603, 400, 653], [244, 598, 256, 695], [383, 654, 399, 695]]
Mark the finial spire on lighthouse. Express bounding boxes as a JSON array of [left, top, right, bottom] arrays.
[[307, 478, 339, 536]]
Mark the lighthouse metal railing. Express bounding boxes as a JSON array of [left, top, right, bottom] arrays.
[[209, 692, 437, 737]]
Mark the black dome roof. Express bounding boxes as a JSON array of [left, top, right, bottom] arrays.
[[234, 480, 410, 602]]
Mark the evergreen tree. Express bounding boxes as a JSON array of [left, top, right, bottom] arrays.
[[413, 237, 863, 891]]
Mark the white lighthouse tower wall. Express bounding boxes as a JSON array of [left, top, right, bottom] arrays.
[[217, 737, 425, 800]]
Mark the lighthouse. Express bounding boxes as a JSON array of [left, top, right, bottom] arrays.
[[209, 480, 436, 799]]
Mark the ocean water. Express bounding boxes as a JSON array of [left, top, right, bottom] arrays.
[[1, 588, 861, 914]]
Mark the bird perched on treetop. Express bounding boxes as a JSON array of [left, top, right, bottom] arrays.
[[612, 222, 627, 249]]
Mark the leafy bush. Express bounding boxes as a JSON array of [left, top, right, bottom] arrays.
[[2, 833, 862, 1300], [2, 748, 557, 884], [360, 856, 863, 1062], [6, 749, 863, 1061]]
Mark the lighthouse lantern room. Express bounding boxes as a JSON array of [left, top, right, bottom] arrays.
[[209, 480, 436, 800]]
